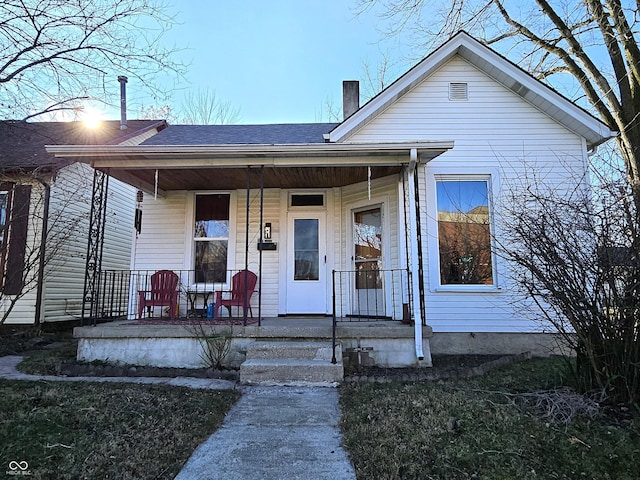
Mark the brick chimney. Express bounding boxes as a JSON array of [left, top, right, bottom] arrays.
[[342, 80, 360, 120]]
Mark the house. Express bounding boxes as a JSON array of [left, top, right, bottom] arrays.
[[0, 119, 167, 325], [48, 32, 615, 372]]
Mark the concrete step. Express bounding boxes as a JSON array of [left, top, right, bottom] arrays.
[[245, 341, 338, 362], [240, 359, 344, 386], [240, 341, 343, 386]]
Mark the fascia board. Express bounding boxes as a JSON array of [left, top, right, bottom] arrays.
[[46, 141, 454, 168]]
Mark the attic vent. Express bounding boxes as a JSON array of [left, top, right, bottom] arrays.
[[449, 82, 468, 101]]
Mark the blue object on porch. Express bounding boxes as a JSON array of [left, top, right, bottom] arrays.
[[207, 303, 214, 318]]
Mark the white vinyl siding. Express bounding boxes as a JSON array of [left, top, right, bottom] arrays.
[[132, 191, 188, 271], [41, 164, 136, 322], [349, 55, 587, 333], [236, 189, 280, 317]]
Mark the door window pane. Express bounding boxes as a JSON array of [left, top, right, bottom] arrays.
[[294, 219, 319, 281], [437, 180, 493, 285], [354, 208, 382, 289]]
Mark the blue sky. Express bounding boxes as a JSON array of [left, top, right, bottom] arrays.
[[120, 0, 414, 125]]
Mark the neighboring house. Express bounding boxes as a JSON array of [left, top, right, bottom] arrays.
[[48, 32, 616, 366], [0, 119, 167, 324]]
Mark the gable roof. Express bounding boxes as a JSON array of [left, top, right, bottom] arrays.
[[142, 123, 337, 145], [0, 119, 167, 171], [327, 31, 617, 148]]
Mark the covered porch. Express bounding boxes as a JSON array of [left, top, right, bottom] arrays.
[[49, 137, 453, 370]]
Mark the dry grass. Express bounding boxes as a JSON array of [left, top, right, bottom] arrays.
[[0, 380, 240, 479], [340, 357, 640, 479]]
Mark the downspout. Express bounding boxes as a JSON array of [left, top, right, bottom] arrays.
[[407, 149, 424, 361], [34, 178, 51, 326]]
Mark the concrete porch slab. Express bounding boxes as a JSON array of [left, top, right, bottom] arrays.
[[74, 317, 432, 369]]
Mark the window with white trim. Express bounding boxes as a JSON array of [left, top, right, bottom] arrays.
[[194, 194, 230, 283], [0, 192, 7, 252], [436, 178, 494, 285]]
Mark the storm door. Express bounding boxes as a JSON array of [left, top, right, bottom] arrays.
[[353, 207, 384, 317]]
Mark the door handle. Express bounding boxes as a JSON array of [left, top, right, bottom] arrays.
[[324, 255, 327, 263]]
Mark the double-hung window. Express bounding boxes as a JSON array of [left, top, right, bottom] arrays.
[[436, 178, 494, 286], [194, 194, 230, 283]]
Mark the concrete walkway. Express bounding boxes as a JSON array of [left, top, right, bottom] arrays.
[[0, 355, 356, 480], [175, 386, 356, 480]]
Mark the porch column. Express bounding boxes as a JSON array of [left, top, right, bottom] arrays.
[[82, 168, 110, 326]]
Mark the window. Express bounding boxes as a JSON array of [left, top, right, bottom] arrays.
[[354, 207, 382, 289], [0, 184, 31, 295], [293, 219, 319, 281], [290, 194, 324, 207], [194, 194, 230, 283], [436, 179, 493, 285], [0, 191, 7, 252]]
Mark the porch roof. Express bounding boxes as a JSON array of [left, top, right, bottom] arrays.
[[46, 140, 454, 192]]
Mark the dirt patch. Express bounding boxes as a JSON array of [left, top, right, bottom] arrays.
[[59, 361, 239, 380], [345, 353, 533, 382]]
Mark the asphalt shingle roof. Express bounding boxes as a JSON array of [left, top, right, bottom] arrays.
[[141, 123, 338, 146], [0, 120, 164, 170]]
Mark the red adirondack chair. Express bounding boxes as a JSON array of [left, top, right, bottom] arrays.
[[138, 270, 180, 320], [214, 270, 258, 319]]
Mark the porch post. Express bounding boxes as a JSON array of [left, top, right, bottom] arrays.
[[257, 166, 264, 326], [244, 166, 250, 326], [82, 168, 109, 326], [407, 149, 431, 364]]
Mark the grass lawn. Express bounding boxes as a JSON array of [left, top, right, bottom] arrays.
[[340, 357, 640, 480], [0, 380, 240, 479]]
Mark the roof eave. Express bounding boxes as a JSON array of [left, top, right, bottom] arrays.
[[46, 141, 455, 168]]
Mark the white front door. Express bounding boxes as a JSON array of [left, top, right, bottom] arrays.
[[285, 212, 327, 314]]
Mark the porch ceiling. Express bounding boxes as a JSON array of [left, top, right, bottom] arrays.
[[46, 140, 455, 192], [111, 165, 404, 191]]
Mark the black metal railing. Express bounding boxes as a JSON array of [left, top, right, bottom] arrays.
[[88, 269, 258, 325], [331, 267, 411, 364]]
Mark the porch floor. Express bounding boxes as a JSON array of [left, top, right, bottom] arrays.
[[75, 316, 425, 340]]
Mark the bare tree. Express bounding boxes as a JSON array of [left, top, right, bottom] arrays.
[[180, 88, 241, 125], [0, 0, 184, 121], [361, 50, 398, 101], [359, 0, 640, 204], [139, 104, 179, 123], [495, 152, 639, 404]]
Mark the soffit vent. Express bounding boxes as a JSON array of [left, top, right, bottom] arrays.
[[449, 82, 468, 101]]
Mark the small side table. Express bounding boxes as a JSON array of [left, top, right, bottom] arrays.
[[186, 290, 214, 318]]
